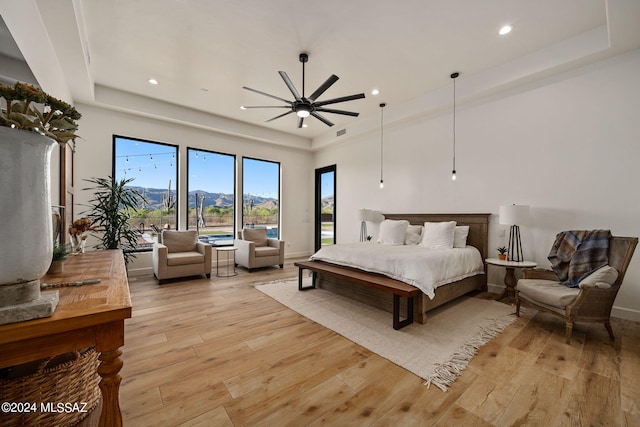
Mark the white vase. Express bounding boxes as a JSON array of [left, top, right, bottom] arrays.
[[0, 127, 59, 324]]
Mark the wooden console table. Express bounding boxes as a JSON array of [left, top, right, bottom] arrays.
[[0, 249, 132, 427]]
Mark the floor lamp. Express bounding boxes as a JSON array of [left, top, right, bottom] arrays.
[[499, 204, 530, 262]]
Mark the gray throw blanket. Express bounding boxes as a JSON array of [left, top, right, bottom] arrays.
[[548, 230, 611, 288]]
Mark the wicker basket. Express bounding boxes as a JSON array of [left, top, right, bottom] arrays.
[[0, 347, 101, 427]]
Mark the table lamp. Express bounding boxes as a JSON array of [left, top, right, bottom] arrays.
[[499, 204, 530, 262], [359, 208, 384, 242]]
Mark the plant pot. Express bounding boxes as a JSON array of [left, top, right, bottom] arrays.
[[0, 127, 59, 324], [498, 254, 507, 261], [47, 260, 64, 274]]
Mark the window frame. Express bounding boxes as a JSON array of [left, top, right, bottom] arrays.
[[186, 147, 237, 246], [241, 156, 281, 239], [112, 134, 179, 251]]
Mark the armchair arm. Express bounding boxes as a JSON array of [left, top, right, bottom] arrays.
[[522, 268, 559, 281], [235, 239, 255, 267], [196, 242, 212, 267], [267, 238, 283, 249], [152, 243, 168, 278], [268, 239, 285, 265]]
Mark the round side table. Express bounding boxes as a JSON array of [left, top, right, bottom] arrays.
[[216, 246, 238, 277], [485, 258, 537, 301]]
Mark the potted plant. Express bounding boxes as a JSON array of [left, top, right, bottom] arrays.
[[0, 82, 82, 323], [48, 243, 72, 274], [497, 246, 508, 261], [83, 176, 147, 264]]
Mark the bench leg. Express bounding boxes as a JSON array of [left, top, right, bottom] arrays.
[[298, 268, 316, 291], [393, 295, 414, 330]]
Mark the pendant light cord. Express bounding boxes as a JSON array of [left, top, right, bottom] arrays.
[[450, 72, 459, 179], [452, 75, 456, 172], [380, 103, 386, 183]]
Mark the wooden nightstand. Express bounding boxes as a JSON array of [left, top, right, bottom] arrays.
[[486, 258, 537, 302]]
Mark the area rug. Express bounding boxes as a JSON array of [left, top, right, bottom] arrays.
[[255, 278, 517, 391]]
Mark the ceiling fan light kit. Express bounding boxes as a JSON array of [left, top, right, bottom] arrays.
[[242, 52, 365, 128]]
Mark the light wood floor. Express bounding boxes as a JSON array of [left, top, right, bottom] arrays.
[[120, 259, 640, 426]]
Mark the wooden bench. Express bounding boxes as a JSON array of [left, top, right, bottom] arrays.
[[294, 260, 421, 330]]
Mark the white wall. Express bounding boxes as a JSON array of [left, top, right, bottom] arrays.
[[73, 104, 315, 275], [314, 49, 640, 321]]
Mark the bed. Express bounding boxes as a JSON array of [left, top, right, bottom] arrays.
[[307, 213, 490, 324]]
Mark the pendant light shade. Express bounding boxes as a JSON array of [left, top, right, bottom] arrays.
[[450, 72, 459, 181], [379, 102, 386, 189]]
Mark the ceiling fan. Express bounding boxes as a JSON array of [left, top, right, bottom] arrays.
[[241, 53, 365, 128]]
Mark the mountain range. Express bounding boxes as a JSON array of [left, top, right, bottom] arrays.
[[130, 186, 276, 210], [129, 186, 333, 211]]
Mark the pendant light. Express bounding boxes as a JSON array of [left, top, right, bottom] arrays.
[[450, 72, 459, 181], [379, 102, 386, 188]]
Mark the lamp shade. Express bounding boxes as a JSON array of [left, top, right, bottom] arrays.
[[359, 208, 384, 223], [499, 205, 530, 226]]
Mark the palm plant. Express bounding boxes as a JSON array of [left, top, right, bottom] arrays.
[[83, 176, 147, 263]]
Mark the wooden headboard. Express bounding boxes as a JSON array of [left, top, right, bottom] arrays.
[[383, 213, 491, 262]]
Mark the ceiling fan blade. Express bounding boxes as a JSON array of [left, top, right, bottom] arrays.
[[265, 110, 294, 122], [242, 86, 292, 104], [314, 93, 366, 107], [242, 105, 291, 109], [308, 74, 339, 102], [278, 71, 302, 100], [297, 117, 304, 128], [315, 107, 360, 117], [311, 111, 334, 127]]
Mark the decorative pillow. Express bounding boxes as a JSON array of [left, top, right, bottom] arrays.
[[242, 228, 268, 247], [378, 219, 409, 245], [454, 226, 470, 248], [579, 265, 618, 288], [405, 225, 423, 245], [421, 221, 456, 250], [162, 230, 198, 253]]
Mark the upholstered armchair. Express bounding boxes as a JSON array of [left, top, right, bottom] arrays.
[[516, 236, 637, 343], [235, 228, 284, 272], [152, 230, 212, 284]]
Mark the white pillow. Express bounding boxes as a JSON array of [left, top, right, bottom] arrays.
[[579, 265, 618, 288], [421, 221, 456, 250], [405, 225, 423, 245], [454, 226, 470, 248], [378, 219, 409, 245]]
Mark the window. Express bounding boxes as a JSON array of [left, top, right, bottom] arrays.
[[242, 157, 280, 238], [113, 135, 178, 250], [187, 148, 236, 246], [315, 165, 336, 251]]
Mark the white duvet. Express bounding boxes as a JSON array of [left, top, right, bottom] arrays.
[[309, 243, 484, 299]]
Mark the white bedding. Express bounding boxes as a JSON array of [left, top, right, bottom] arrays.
[[309, 243, 484, 299]]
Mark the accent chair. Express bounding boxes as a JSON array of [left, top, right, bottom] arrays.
[[515, 235, 637, 344], [235, 228, 284, 272], [152, 230, 212, 284]]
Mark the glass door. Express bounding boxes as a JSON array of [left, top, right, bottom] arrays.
[[315, 165, 336, 252]]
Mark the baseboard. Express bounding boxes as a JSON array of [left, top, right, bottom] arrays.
[[611, 306, 640, 322], [285, 251, 314, 259], [487, 282, 504, 295], [127, 266, 153, 277]]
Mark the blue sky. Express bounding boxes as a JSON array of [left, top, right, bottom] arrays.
[[114, 137, 279, 198], [321, 170, 334, 199]]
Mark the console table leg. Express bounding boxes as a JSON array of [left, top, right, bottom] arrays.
[[97, 348, 124, 427]]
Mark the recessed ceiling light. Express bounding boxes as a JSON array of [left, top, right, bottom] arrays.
[[371, 89, 380, 95], [302, 124, 308, 128], [148, 78, 159, 85], [240, 106, 247, 110], [499, 25, 513, 35]]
